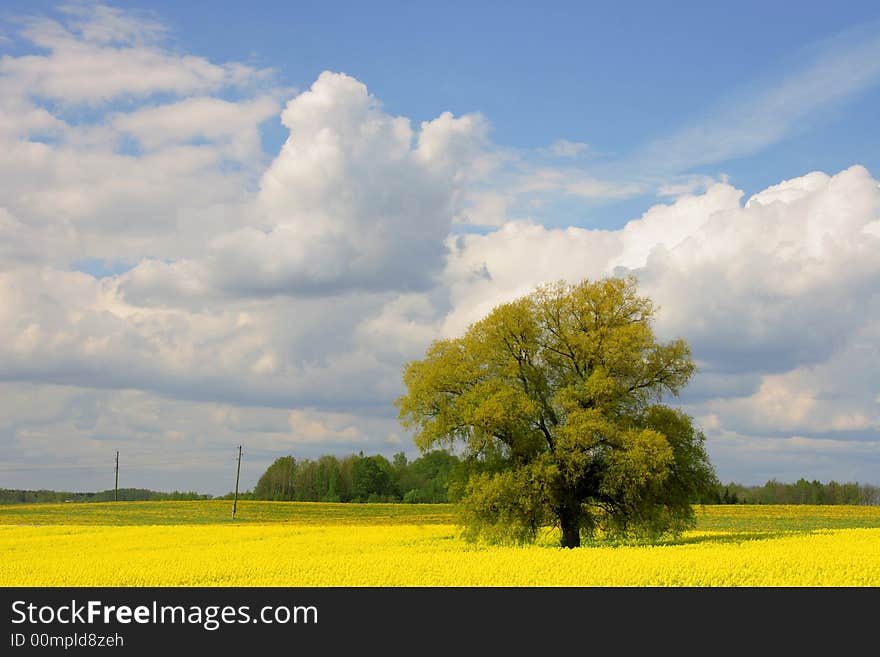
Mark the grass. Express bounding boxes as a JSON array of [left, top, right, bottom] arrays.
[[0, 499, 456, 526], [3, 500, 879, 532]]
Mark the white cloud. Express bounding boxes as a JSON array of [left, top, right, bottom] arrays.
[[287, 409, 366, 443], [441, 221, 621, 337], [1, 6, 269, 106], [0, 137, 259, 264], [456, 190, 512, 227], [547, 139, 591, 158], [636, 25, 880, 172], [512, 167, 643, 200], [612, 182, 743, 270], [638, 166, 880, 375], [118, 72, 489, 300], [564, 177, 643, 199], [0, 6, 282, 269], [255, 72, 486, 295], [657, 174, 724, 198], [58, 3, 167, 45], [355, 293, 445, 364], [113, 95, 280, 162]]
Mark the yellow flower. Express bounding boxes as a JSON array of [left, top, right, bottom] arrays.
[[1, 502, 878, 586]]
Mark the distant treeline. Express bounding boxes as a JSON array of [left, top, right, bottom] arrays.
[[220, 451, 460, 503], [5, 463, 879, 506], [233, 452, 880, 506], [705, 479, 880, 506], [0, 488, 210, 504]]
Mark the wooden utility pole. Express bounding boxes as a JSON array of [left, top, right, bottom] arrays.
[[232, 445, 242, 520], [115, 451, 119, 502]]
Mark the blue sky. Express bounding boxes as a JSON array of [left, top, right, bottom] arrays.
[[1, 1, 879, 493], [5, 0, 879, 225], [147, 2, 877, 217]]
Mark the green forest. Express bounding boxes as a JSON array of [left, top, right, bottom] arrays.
[[714, 479, 879, 505], [3, 451, 878, 506], [232, 450, 461, 503], [235, 452, 880, 506]]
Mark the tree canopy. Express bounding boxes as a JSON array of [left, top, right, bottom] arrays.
[[396, 276, 718, 547], [248, 450, 459, 503]]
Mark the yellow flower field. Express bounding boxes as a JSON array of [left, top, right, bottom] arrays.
[[1, 502, 879, 586]]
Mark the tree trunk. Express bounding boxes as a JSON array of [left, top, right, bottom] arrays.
[[559, 502, 581, 548]]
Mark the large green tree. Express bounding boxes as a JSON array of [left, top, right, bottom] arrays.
[[396, 276, 717, 547]]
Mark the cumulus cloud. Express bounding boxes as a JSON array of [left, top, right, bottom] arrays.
[[441, 221, 621, 337], [116, 72, 489, 300], [0, 261, 411, 412], [639, 166, 880, 376], [249, 72, 486, 295]]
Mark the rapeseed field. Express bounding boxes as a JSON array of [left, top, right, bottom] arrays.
[[1, 502, 878, 586]]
